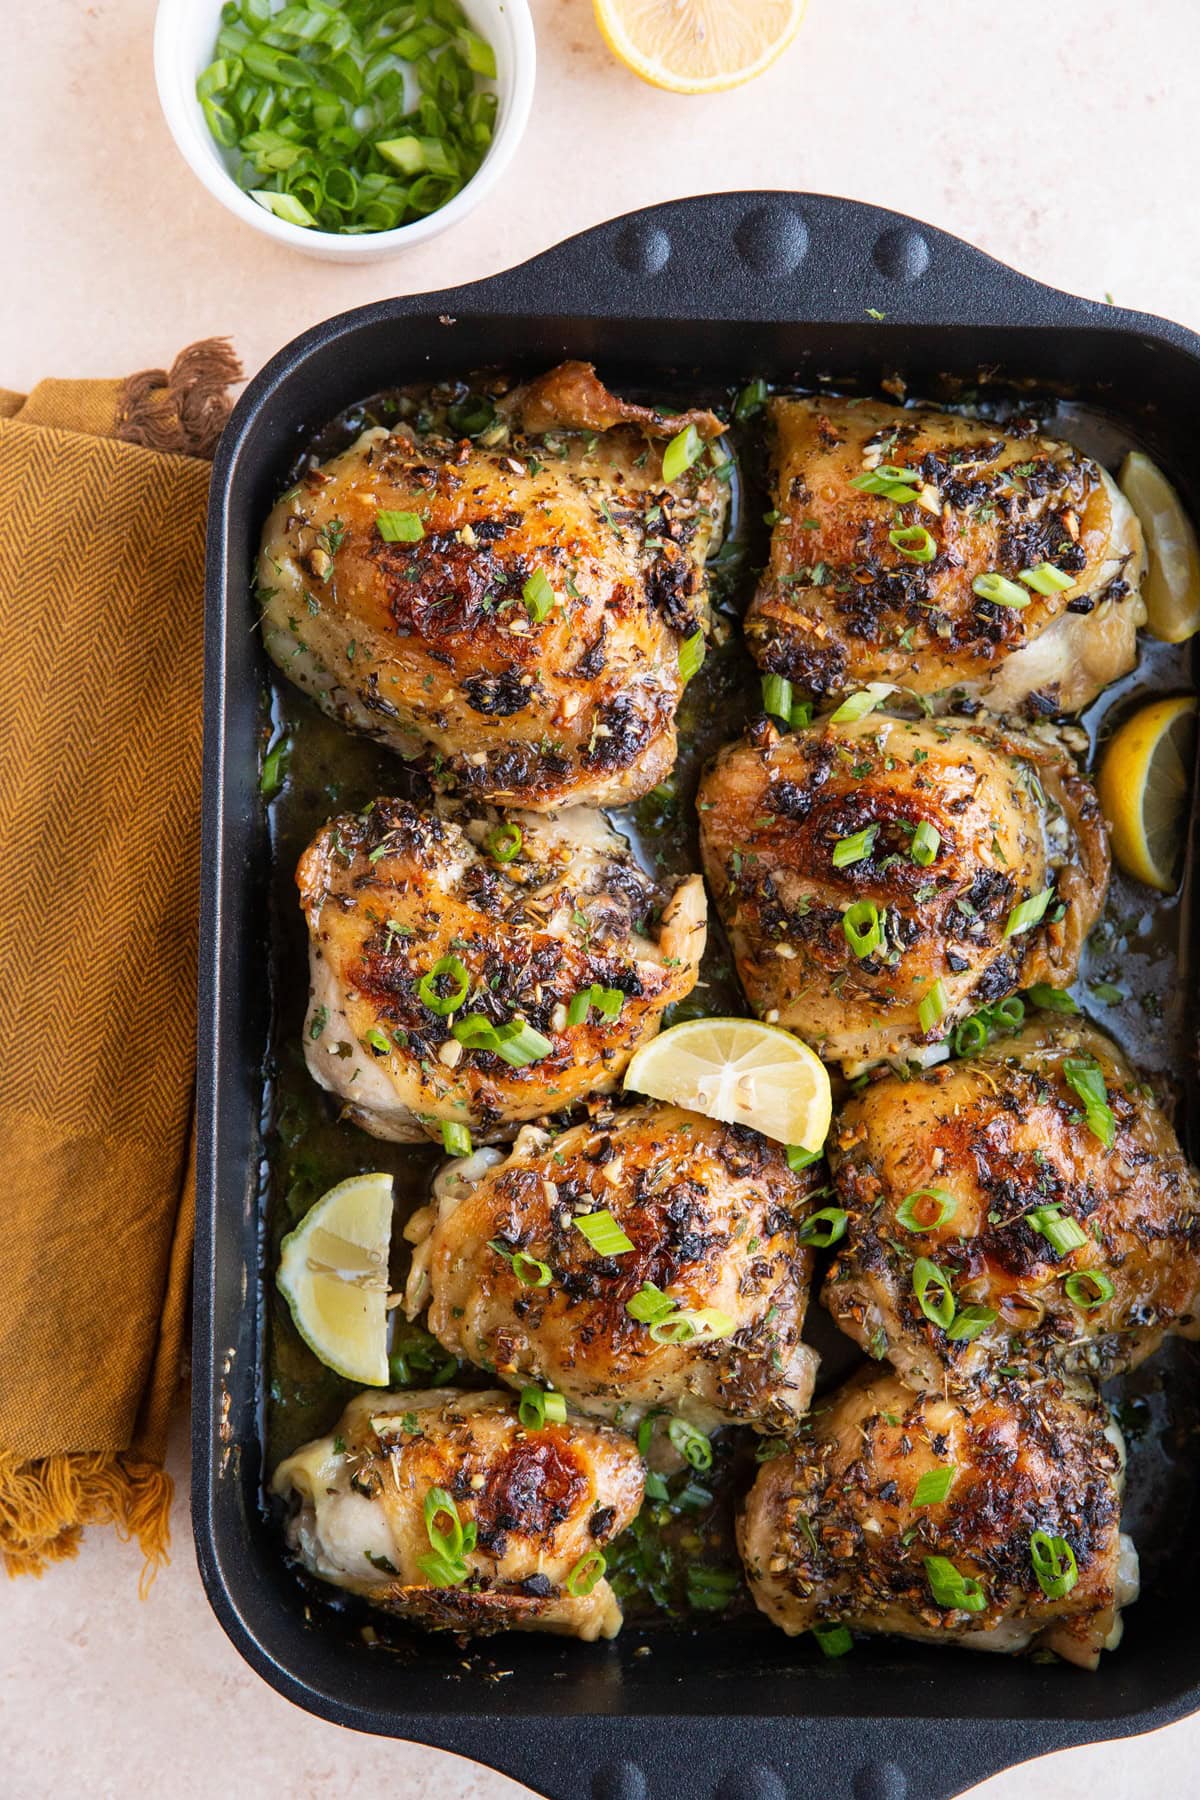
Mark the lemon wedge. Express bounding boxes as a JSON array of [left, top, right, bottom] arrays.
[[1119, 452, 1200, 644], [277, 1173, 394, 1385], [1097, 695, 1197, 893], [592, 0, 805, 94], [623, 1016, 831, 1152]]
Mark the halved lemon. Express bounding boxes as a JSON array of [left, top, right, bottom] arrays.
[[592, 0, 806, 94], [1119, 452, 1200, 644], [277, 1173, 394, 1385], [1097, 695, 1197, 893], [624, 1016, 831, 1152]]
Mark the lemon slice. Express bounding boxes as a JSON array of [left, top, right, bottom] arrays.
[[1119, 452, 1200, 643], [592, 0, 805, 94], [1097, 695, 1197, 893], [623, 1016, 831, 1151], [277, 1173, 394, 1384]]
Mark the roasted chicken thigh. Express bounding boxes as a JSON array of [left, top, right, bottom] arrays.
[[272, 1387, 644, 1639], [299, 798, 706, 1143], [404, 1104, 821, 1434], [824, 1015, 1200, 1386], [697, 711, 1107, 1070], [744, 396, 1145, 715], [259, 362, 727, 809], [739, 1367, 1138, 1669]]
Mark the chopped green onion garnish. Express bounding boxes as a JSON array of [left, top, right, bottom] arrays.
[[518, 1386, 567, 1430], [648, 1306, 734, 1344], [363, 1026, 392, 1056], [418, 954, 470, 1015], [812, 1622, 854, 1658], [626, 1281, 676, 1325], [912, 1258, 955, 1329], [441, 1120, 472, 1157], [565, 1549, 606, 1598], [843, 900, 885, 959], [924, 1554, 987, 1613], [486, 822, 523, 863], [688, 1565, 740, 1612], [912, 1465, 957, 1508], [567, 984, 626, 1026], [851, 464, 922, 500], [1027, 1205, 1089, 1257], [419, 1485, 475, 1588], [452, 1014, 553, 1067], [830, 682, 894, 724], [1024, 984, 1080, 1013], [897, 1188, 957, 1233], [573, 1208, 634, 1257], [733, 378, 768, 420], [797, 1206, 848, 1248], [678, 628, 706, 684], [1029, 1531, 1078, 1600], [667, 1417, 713, 1471], [910, 820, 941, 866], [1004, 887, 1054, 938], [488, 1238, 552, 1288], [1019, 562, 1075, 595], [944, 1304, 996, 1343], [1064, 1269, 1115, 1310], [1063, 1056, 1116, 1147], [250, 189, 317, 228], [376, 509, 424, 542], [662, 424, 704, 482], [762, 672, 793, 723], [260, 734, 289, 798], [787, 1145, 822, 1171], [973, 571, 1030, 608], [889, 524, 936, 563], [522, 568, 555, 623], [832, 823, 879, 868], [917, 979, 949, 1036]]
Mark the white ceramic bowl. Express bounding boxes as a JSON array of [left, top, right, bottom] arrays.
[[153, 0, 535, 262]]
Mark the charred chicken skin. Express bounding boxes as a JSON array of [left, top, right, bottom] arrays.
[[405, 1104, 821, 1434], [258, 362, 727, 809], [697, 711, 1107, 1071], [272, 1387, 644, 1640], [298, 798, 706, 1143], [824, 1015, 1200, 1386], [744, 396, 1145, 716], [738, 1366, 1138, 1669]]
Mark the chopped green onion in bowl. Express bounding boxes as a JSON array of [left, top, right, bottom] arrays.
[[189, 0, 513, 240]]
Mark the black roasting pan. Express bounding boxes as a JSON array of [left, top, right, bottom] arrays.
[[196, 192, 1200, 1800]]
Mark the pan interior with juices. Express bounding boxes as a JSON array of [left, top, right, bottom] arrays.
[[257, 362, 1200, 1691]]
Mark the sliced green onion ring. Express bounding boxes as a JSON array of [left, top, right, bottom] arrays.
[[518, 1385, 567, 1430], [912, 1465, 957, 1508], [667, 1417, 713, 1471], [441, 1120, 472, 1157], [918, 979, 949, 1036], [418, 954, 469, 1015], [376, 508, 424, 542], [1064, 1269, 1115, 1310], [889, 524, 936, 563], [678, 628, 706, 683], [1030, 1531, 1078, 1600], [830, 682, 894, 725], [573, 1208, 635, 1257], [486, 822, 523, 863], [565, 1549, 607, 1598], [910, 820, 941, 866], [1027, 1205, 1089, 1257], [797, 1206, 848, 1248], [1019, 562, 1075, 595], [843, 900, 885, 959], [973, 571, 1031, 608], [897, 1187, 958, 1233], [662, 425, 704, 483], [832, 823, 879, 869], [488, 1238, 552, 1288], [924, 1554, 987, 1613], [944, 1304, 997, 1343], [913, 1257, 955, 1329], [1004, 887, 1054, 938]]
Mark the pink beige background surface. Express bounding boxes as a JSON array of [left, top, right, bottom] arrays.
[[4, 1, 1200, 1795]]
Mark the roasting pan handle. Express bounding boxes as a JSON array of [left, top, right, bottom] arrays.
[[456, 1710, 1061, 1800], [461, 190, 1108, 332]]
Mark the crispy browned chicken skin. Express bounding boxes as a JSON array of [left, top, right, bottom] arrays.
[[259, 362, 727, 809], [697, 711, 1107, 1070], [824, 1015, 1200, 1386], [298, 798, 706, 1143], [745, 396, 1145, 715], [272, 1387, 644, 1640], [405, 1104, 821, 1434], [738, 1367, 1138, 1668]]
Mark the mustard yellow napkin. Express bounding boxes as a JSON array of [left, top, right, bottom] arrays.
[[0, 343, 240, 1586]]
